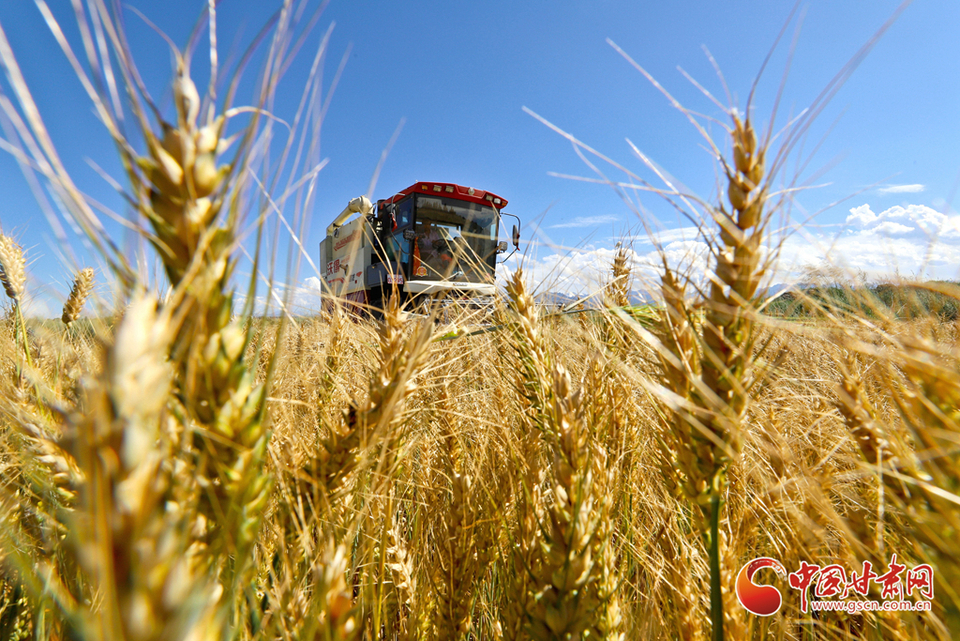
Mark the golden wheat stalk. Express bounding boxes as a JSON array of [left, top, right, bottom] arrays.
[[505, 268, 551, 434], [384, 514, 418, 641], [697, 115, 766, 476], [601, 247, 637, 357], [501, 268, 551, 640], [61, 268, 94, 325], [310, 542, 360, 641], [883, 336, 960, 613], [610, 246, 630, 308], [0, 235, 25, 303], [429, 380, 495, 641], [100, 28, 282, 598], [291, 298, 433, 556], [674, 114, 771, 641], [654, 265, 710, 506], [521, 365, 623, 641], [0, 234, 32, 369], [657, 519, 705, 641], [10, 294, 221, 641]]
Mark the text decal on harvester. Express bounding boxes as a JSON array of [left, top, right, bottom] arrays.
[[736, 555, 934, 616]]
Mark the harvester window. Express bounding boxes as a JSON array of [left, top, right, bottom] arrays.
[[413, 195, 498, 283], [396, 198, 413, 228]]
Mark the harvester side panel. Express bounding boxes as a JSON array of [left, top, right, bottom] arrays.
[[322, 216, 372, 298]]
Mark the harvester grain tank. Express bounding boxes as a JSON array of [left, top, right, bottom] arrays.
[[320, 181, 520, 311]]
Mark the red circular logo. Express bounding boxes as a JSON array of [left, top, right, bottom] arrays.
[[736, 557, 787, 616]]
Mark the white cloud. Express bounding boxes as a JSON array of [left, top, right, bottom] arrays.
[[845, 203, 959, 236], [630, 226, 702, 246], [304, 276, 323, 293], [286, 280, 325, 312], [236, 276, 326, 316], [495, 239, 710, 297], [846, 204, 878, 226], [549, 215, 620, 229], [777, 203, 960, 282], [515, 201, 960, 293], [292, 201, 960, 304], [878, 184, 925, 194], [872, 221, 914, 235]]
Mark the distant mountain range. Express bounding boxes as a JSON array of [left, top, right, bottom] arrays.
[[533, 283, 793, 309], [534, 290, 652, 309]]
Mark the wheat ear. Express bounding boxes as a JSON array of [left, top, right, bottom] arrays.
[[113, 41, 276, 590], [602, 246, 635, 356], [886, 337, 960, 611], [430, 381, 495, 641], [655, 265, 708, 505], [695, 114, 769, 641], [49, 295, 220, 640], [0, 235, 32, 369], [61, 268, 94, 326], [501, 268, 549, 640], [0, 235, 25, 303], [610, 246, 630, 308], [699, 114, 766, 478], [522, 365, 623, 641]]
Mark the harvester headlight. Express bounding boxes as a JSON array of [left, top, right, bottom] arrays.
[[484, 194, 493, 202], [445, 185, 454, 193], [433, 184, 442, 192], [494, 198, 502, 205]]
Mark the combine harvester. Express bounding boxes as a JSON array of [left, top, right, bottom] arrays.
[[320, 181, 520, 313]]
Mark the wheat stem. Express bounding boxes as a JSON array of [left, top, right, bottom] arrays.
[[13, 303, 32, 371], [708, 494, 722, 641]]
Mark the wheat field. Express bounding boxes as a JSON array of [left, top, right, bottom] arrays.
[[0, 2, 958, 640]]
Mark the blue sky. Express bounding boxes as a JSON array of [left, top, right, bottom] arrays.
[[0, 0, 957, 314]]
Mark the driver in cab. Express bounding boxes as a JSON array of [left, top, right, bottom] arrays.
[[418, 221, 452, 271]]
